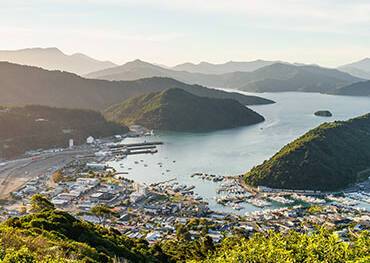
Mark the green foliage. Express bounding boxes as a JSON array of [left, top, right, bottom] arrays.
[[2, 246, 36, 263], [0, 209, 166, 262], [90, 204, 114, 225], [194, 229, 370, 263], [307, 205, 324, 214], [0, 105, 127, 158], [0, 206, 369, 263], [104, 88, 264, 132], [245, 113, 370, 190], [30, 194, 55, 213]]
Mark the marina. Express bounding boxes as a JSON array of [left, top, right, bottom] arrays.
[[107, 92, 370, 214]]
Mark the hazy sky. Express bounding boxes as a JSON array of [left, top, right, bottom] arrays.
[[1, 0, 370, 67]]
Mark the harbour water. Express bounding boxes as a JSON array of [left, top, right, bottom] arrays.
[[108, 91, 370, 214]]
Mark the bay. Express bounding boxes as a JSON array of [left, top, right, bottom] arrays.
[[108, 92, 370, 214]]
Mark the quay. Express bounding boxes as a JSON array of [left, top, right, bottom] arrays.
[[108, 141, 163, 149]]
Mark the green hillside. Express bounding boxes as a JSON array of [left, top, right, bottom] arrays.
[[244, 113, 370, 191], [0, 105, 127, 158], [1, 198, 369, 262], [1, 195, 369, 262], [104, 88, 265, 132], [194, 230, 370, 263], [0, 62, 273, 110], [0, 197, 167, 262]]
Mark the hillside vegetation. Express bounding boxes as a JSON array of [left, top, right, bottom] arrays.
[[104, 88, 265, 132], [1, 196, 369, 262], [245, 113, 370, 190], [0, 62, 273, 110], [0, 105, 127, 158], [194, 229, 370, 263]]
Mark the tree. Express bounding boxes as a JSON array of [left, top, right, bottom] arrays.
[[30, 194, 55, 212], [90, 204, 114, 226], [51, 170, 63, 183], [176, 224, 191, 241], [2, 247, 35, 263]]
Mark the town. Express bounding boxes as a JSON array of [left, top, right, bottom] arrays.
[[0, 126, 369, 245]]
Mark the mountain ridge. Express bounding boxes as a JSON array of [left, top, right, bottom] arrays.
[[87, 60, 362, 94], [0, 61, 273, 110], [339, 58, 370, 79], [0, 47, 116, 75], [104, 88, 265, 132], [172, 60, 278, 74]]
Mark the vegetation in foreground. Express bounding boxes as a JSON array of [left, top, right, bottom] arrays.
[[0, 195, 369, 262], [104, 88, 264, 132], [194, 229, 370, 263], [245, 113, 370, 191]]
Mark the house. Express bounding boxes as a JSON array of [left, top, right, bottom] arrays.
[[146, 231, 161, 242], [86, 136, 95, 144], [86, 163, 107, 171]]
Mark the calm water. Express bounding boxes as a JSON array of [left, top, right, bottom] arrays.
[[108, 92, 370, 214]]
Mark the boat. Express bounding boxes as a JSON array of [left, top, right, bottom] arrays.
[[232, 203, 243, 210]]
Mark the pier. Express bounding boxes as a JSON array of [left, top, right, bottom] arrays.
[[109, 141, 163, 149]]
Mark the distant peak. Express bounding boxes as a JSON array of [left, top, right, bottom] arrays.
[[126, 59, 149, 65], [34, 47, 63, 53]]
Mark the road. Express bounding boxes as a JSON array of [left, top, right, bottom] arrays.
[[0, 149, 91, 199]]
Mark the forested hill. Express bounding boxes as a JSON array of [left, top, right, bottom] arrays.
[[0, 105, 127, 158], [104, 88, 265, 132], [244, 113, 370, 191], [1, 195, 369, 262], [0, 62, 273, 110]]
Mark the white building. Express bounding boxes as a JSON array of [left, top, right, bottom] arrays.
[[146, 231, 161, 242], [86, 136, 95, 144], [69, 139, 74, 149]]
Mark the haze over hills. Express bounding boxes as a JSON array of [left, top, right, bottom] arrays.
[[171, 60, 278, 74], [0, 47, 116, 75], [0, 62, 273, 110], [332, 80, 370, 96], [245, 113, 370, 191], [104, 88, 265, 132], [235, 63, 362, 93], [87, 60, 362, 94], [339, 58, 370, 79]]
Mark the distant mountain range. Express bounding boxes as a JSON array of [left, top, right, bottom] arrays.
[[339, 58, 370, 80], [0, 62, 273, 110], [245, 113, 370, 191], [172, 60, 277, 74], [2, 47, 369, 96], [331, 80, 370, 96], [104, 88, 264, 132], [0, 48, 116, 75], [87, 60, 363, 94]]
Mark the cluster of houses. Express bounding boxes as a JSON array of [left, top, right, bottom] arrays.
[[2, 133, 370, 245]]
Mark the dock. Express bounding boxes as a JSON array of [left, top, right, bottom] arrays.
[[109, 141, 163, 149]]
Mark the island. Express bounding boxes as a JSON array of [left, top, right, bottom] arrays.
[[244, 113, 370, 191], [104, 88, 265, 132], [314, 110, 332, 117]]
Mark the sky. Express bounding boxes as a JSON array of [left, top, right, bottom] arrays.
[[1, 0, 370, 67]]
